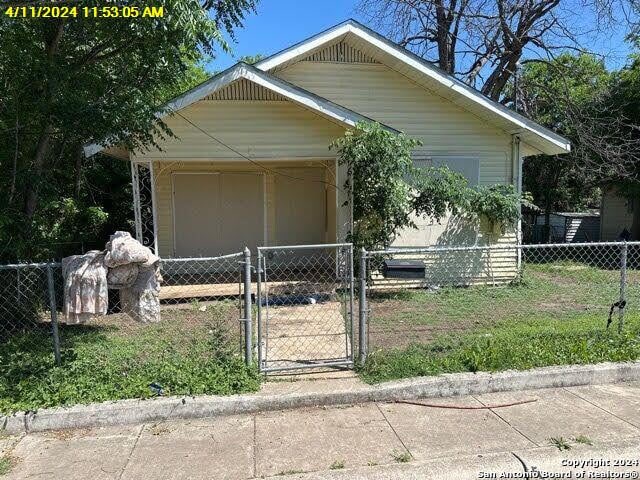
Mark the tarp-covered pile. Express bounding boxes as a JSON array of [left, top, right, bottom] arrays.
[[62, 232, 161, 323]]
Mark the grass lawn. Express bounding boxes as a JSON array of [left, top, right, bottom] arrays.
[[0, 302, 260, 414], [360, 261, 640, 383]]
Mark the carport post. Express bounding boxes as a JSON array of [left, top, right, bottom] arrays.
[[243, 247, 253, 366], [618, 242, 628, 334], [358, 248, 368, 364]]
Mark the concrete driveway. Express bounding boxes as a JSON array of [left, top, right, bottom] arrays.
[[2, 382, 640, 479]]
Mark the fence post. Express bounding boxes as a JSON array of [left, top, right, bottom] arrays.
[[618, 242, 628, 334], [243, 247, 253, 366], [358, 248, 368, 364], [256, 249, 263, 369], [46, 263, 61, 366]]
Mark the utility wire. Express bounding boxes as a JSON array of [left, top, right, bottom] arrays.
[[173, 110, 342, 191]]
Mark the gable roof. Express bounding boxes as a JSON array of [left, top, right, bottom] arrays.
[[255, 19, 571, 156], [84, 62, 398, 157]]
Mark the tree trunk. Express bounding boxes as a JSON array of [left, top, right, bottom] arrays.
[[8, 116, 19, 205], [22, 20, 65, 220], [23, 123, 54, 219], [74, 143, 84, 199]]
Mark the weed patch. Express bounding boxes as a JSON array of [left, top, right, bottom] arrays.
[[549, 437, 572, 451], [0, 306, 260, 414]]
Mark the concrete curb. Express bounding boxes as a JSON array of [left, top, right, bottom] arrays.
[[2, 361, 639, 434]]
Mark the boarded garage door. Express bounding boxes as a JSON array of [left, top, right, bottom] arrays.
[[275, 167, 327, 245], [172, 172, 264, 257]]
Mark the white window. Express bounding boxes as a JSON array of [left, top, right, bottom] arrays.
[[413, 155, 480, 186]]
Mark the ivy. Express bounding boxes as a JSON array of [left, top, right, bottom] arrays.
[[331, 121, 523, 250], [468, 185, 521, 234], [330, 122, 421, 250]]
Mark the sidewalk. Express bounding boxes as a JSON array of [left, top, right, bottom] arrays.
[[2, 381, 640, 479]]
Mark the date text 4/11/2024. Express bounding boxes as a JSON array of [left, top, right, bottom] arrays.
[[4, 5, 164, 18]]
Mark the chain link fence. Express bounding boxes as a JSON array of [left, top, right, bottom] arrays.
[[3, 240, 640, 394], [361, 241, 640, 360], [0, 262, 61, 366], [0, 253, 253, 404], [256, 244, 354, 373]]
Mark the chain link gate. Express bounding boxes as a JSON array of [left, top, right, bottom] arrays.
[[255, 244, 354, 373]]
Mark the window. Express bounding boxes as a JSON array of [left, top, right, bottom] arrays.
[[413, 155, 480, 186]]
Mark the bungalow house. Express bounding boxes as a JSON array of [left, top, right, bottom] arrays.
[[86, 20, 570, 260]]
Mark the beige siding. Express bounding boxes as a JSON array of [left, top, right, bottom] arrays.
[[276, 62, 514, 186], [136, 100, 344, 161], [274, 60, 519, 282], [369, 244, 519, 290], [601, 187, 634, 241], [153, 161, 337, 257]]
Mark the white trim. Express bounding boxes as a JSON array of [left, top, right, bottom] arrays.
[[512, 135, 522, 269], [263, 173, 268, 248], [149, 161, 159, 255], [255, 20, 570, 155], [131, 162, 142, 242]]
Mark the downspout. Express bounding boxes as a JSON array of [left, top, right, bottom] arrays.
[[511, 135, 522, 269]]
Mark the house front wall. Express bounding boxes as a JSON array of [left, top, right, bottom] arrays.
[[139, 48, 533, 276], [275, 61, 515, 186], [134, 94, 347, 257], [136, 99, 345, 161], [276, 60, 518, 248]]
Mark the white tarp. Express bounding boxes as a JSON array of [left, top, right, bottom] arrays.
[[62, 232, 162, 324]]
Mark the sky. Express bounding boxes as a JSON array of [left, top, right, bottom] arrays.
[[208, 0, 636, 74], [209, 0, 363, 71]]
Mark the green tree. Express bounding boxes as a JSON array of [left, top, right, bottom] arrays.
[[603, 53, 640, 237], [0, 0, 256, 261], [331, 122, 421, 250], [238, 53, 264, 64], [517, 54, 611, 240]]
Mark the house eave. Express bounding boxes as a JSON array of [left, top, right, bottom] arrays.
[[255, 19, 571, 156], [84, 61, 399, 158]]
